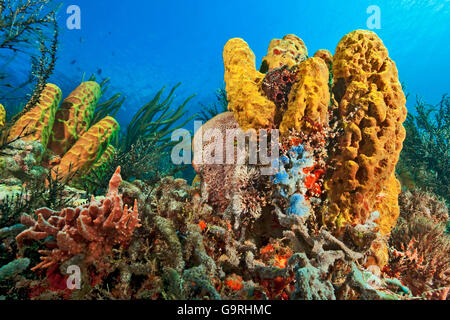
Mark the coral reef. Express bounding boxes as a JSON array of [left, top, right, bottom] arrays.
[[0, 26, 447, 302], [0, 258, 30, 282], [224, 36, 329, 135]]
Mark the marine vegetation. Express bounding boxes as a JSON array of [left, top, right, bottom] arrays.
[[0, 0, 59, 124], [0, 28, 449, 301], [80, 83, 196, 194], [196, 87, 227, 123], [397, 95, 449, 203]]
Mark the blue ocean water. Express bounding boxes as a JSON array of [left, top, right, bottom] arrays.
[[43, 0, 450, 126]]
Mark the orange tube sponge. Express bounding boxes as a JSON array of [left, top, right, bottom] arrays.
[[261, 34, 308, 71], [16, 167, 141, 272], [324, 30, 407, 234], [53, 116, 119, 180], [48, 81, 101, 156], [279, 57, 330, 135], [223, 38, 277, 131], [8, 84, 62, 149]]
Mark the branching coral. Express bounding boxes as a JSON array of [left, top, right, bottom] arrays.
[[16, 167, 141, 274]]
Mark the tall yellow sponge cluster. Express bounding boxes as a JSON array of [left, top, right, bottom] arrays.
[[48, 81, 101, 156], [53, 116, 119, 180], [324, 30, 407, 235], [8, 84, 62, 149], [279, 57, 330, 135], [223, 38, 276, 131]]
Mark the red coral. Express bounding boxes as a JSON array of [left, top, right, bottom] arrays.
[[16, 167, 141, 272]]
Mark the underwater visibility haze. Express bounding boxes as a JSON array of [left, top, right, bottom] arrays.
[[0, 0, 449, 302]]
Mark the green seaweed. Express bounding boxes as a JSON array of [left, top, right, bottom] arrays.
[[79, 83, 195, 194], [84, 74, 125, 126], [122, 82, 195, 153], [397, 94, 449, 203]]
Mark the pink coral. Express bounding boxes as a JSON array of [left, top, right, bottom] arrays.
[[16, 167, 141, 272]]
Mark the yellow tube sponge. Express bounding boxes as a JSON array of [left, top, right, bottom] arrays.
[[223, 38, 277, 131], [0, 104, 5, 127], [48, 81, 101, 156], [8, 84, 62, 148], [261, 34, 308, 71], [89, 144, 116, 179], [279, 57, 330, 135], [324, 30, 407, 234], [313, 49, 333, 69], [53, 116, 119, 180]]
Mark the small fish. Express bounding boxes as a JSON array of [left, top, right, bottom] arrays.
[[97, 68, 102, 75], [70, 60, 77, 65]]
